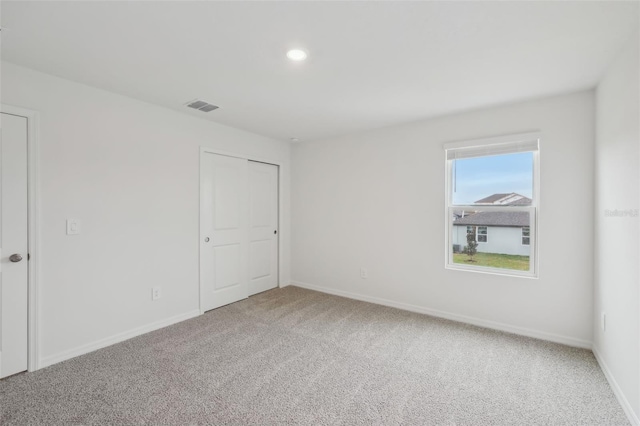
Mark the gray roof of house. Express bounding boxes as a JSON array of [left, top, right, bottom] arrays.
[[504, 197, 532, 206], [474, 193, 532, 206], [453, 211, 530, 227], [474, 193, 511, 203]]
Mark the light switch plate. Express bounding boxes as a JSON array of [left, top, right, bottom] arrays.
[[66, 219, 81, 235]]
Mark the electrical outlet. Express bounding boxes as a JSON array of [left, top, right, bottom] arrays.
[[601, 312, 606, 331], [360, 268, 368, 279], [152, 287, 162, 301], [66, 219, 81, 235]]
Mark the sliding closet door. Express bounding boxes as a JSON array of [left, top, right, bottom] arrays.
[[0, 113, 29, 378], [248, 161, 279, 296], [200, 152, 280, 311], [200, 153, 249, 311]]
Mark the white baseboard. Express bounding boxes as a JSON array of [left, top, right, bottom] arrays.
[[39, 309, 201, 369], [291, 281, 593, 349], [593, 346, 639, 426]]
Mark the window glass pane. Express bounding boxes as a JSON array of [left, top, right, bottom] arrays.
[[452, 152, 533, 206], [452, 209, 530, 271]]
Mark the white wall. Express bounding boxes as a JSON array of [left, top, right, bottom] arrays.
[[292, 91, 595, 347], [594, 33, 639, 423], [453, 226, 530, 257], [1, 62, 291, 366]]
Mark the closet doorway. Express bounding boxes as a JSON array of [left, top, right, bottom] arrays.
[[200, 151, 279, 311]]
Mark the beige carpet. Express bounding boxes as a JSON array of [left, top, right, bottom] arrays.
[[0, 286, 629, 425]]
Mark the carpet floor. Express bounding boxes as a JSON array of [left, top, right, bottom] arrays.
[[0, 286, 629, 425]]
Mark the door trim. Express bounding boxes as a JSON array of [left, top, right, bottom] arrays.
[[1, 104, 41, 372], [199, 147, 282, 314]]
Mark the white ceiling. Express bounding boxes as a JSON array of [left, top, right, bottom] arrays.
[[2, 1, 638, 143]]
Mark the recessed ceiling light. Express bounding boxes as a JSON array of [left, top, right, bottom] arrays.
[[290, 138, 300, 143], [286, 49, 307, 61]]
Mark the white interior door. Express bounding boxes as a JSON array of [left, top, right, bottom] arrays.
[[0, 113, 29, 378], [200, 153, 249, 311], [248, 161, 278, 296]]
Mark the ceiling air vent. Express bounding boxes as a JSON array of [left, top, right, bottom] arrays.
[[186, 99, 219, 112]]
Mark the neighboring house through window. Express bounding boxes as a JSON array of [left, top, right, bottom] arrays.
[[444, 132, 539, 277]]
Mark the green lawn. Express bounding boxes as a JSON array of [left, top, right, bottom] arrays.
[[453, 252, 530, 271]]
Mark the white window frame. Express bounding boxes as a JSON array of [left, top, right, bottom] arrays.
[[444, 132, 540, 278]]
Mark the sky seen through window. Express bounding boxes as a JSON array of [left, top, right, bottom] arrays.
[[452, 152, 533, 205]]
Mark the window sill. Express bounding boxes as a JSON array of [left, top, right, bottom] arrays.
[[445, 263, 538, 279]]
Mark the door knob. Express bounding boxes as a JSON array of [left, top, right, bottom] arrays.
[[9, 254, 23, 263]]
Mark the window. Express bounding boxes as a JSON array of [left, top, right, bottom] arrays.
[[477, 226, 488, 243], [445, 132, 539, 277], [466, 225, 488, 243]]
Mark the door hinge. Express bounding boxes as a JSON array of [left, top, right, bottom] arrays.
[[28, 253, 30, 261]]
